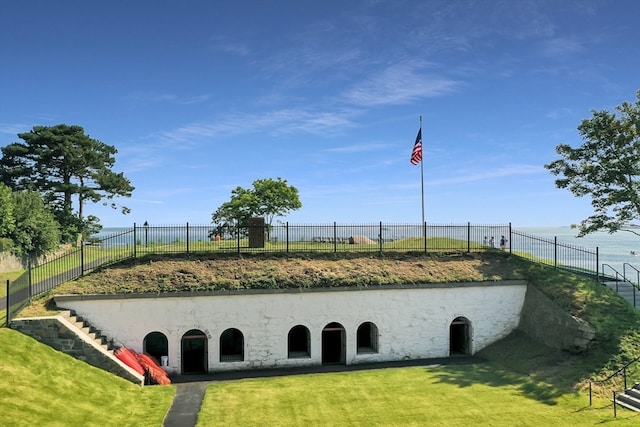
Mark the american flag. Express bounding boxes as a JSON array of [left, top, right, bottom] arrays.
[[410, 129, 422, 165]]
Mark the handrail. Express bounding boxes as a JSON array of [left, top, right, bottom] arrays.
[[603, 263, 640, 308], [589, 354, 640, 406], [623, 263, 640, 307], [601, 264, 624, 292]]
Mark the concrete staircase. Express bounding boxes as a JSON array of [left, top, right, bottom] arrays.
[[600, 275, 640, 413], [60, 310, 116, 352], [616, 383, 640, 412], [602, 280, 639, 309], [10, 311, 144, 385]]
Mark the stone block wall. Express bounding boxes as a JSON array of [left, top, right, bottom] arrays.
[[10, 315, 144, 385], [519, 284, 595, 353]]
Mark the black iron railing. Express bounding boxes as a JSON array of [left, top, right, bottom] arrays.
[[2, 222, 600, 325]]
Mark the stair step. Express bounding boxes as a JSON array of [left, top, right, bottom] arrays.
[[61, 311, 116, 353], [626, 388, 640, 400], [616, 394, 640, 412]]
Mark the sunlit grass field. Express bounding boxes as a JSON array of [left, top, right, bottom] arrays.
[[0, 328, 174, 427], [3, 240, 640, 425], [197, 365, 639, 426]]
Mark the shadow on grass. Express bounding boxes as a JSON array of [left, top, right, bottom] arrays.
[[430, 361, 567, 406]]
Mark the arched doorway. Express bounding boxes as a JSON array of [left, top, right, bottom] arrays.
[[288, 325, 310, 358], [220, 328, 244, 362], [357, 322, 379, 354], [449, 317, 471, 356], [181, 329, 208, 374], [322, 322, 346, 365], [143, 331, 168, 365]]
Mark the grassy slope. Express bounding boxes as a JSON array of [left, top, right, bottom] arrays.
[[0, 328, 175, 427], [480, 260, 640, 395], [5, 251, 640, 424]]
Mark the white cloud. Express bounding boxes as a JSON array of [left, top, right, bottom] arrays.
[[343, 62, 459, 106]]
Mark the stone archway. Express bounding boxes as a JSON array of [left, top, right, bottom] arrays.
[[449, 317, 472, 356], [322, 322, 346, 365], [143, 331, 168, 365], [181, 329, 208, 374], [288, 325, 311, 358], [357, 322, 379, 354]]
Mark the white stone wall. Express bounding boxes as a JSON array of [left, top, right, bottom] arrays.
[[55, 281, 526, 374]]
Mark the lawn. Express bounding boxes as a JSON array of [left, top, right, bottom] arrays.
[[5, 250, 640, 425], [198, 365, 640, 426], [0, 328, 175, 427]]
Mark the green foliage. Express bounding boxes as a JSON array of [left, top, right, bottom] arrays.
[[0, 183, 14, 236], [545, 90, 640, 236], [212, 177, 302, 237], [0, 124, 134, 241], [9, 191, 61, 258]]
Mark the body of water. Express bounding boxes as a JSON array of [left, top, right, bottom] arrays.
[[519, 226, 640, 277]]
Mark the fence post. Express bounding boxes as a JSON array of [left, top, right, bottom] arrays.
[[334, 222, 337, 253], [133, 223, 137, 259], [423, 222, 427, 253], [5, 279, 9, 326], [508, 223, 512, 254], [286, 222, 289, 253], [186, 222, 190, 253], [554, 236, 558, 268], [467, 222, 471, 253], [27, 259, 32, 302], [596, 247, 600, 282], [379, 221, 383, 253], [237, 226, 241, 254], [81, 238, 85, 276]]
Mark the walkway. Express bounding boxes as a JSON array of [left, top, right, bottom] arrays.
[[162, 356, 484, 427]]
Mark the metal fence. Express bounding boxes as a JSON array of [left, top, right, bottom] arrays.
[[2, 222, 600, 325]]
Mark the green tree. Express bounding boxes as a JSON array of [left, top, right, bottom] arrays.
[[0, 183, 15, 252], [0, 182, 14, 236], [212, 178, 302, 237], [9, 191, 61, 259], [545, 90, 640, 236], [0, 124, 134, 241]]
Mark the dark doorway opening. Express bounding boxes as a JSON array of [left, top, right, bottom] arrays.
[[143, 331, 168, 365], [220, 328, 244, 362], [181, 329, 208, 374], [322, 322, 346, 365], [357, 322, 379, 354], [288, 325, 310, 358], [449, 317, 471, 356]]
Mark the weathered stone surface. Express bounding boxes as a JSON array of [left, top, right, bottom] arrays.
[[54, 281, 528, 374], [518, 284, 595, 353]]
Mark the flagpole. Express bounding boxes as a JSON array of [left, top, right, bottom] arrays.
[[419, 115, 425, 226]]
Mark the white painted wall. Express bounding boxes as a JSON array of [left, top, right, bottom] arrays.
[[55, 282, 526, 374]]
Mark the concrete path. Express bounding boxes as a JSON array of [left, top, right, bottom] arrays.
[[163, 381, 209, 427], [162, 356, 483, 427]]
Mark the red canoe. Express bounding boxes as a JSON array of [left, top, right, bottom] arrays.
[[114, 347, 145, 376], [135, 352, 171, 385]]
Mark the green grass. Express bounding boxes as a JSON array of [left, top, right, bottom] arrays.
[[194, 259, 640, 426], [0, 270, 23, 298], [197, 365, 639, 426], [0, 328, 175, 427], [5, 251, 640, 425]]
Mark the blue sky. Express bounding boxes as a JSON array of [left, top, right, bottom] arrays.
[[1, 0, 639, 227]]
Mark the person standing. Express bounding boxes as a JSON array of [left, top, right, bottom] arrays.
[[500, 235, 508, 250], [489, 236, 495, 248]]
